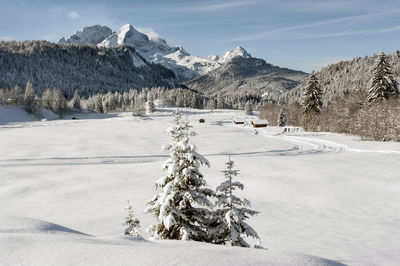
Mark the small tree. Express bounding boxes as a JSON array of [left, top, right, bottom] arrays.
[[71, 90, 81, 110], [212, 157, 260, 247], [145, 110, 215, 242], [95, 95, 104, 113], [244, 101, 253, 115], [302, 72, 322, 114], [24, 81, 35, 114], [217, 93, 224, 109], [133, 100, 145, 116], [52, 88, 66, 115], [146, 97, 156, 115], [41, 88, 53, 110], [278, 108, 286, 127], [367, 51, 399, 105], [301, 72, 322, 131], [123, 200, 142, 238]]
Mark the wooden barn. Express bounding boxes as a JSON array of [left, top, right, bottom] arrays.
[[252, 120, 269, 128], [234, 120, 245, 124]]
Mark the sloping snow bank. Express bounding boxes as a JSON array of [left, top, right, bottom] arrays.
[[0, 216, 345, 266], [0, 106, 58, 124]]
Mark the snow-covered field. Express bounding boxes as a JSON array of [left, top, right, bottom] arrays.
[[1, 107, 399, 266]]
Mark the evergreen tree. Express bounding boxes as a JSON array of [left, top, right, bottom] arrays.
[[278, 108, 286, 127], [24, 81, 35, 114], [10, 85, 21, 105], [301, 72, 322, 114], [41, 88, 53, 110], [367, 51, 399, 105], [244, 101, 253, 115], [146, 96, 156, 114], [145, 110, 215, 241], [212, 157, 260, 247], [217, 93, 224, 109], [123, 200, 142, 238], [94, 95, 103, 113], [52, 88, 66, 114], [71, 90, 81, 110], [133, 100, 145, 116]]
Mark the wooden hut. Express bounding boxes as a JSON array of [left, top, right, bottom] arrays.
[[252, 120, 269, 128], [199, 118, 205, 123]]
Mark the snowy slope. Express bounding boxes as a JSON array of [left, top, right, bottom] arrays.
[[1, 108, 400, 265], [0, 217, 343, 266], [97, 24, 221, 81], [0, 105, 58, 125], [218, 46, 252, 64]]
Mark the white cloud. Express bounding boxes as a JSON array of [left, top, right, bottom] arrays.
[[228, 8, 400, 42], [0, 36, 15, 41], [175, 1, 259, 12], [136, 26, 167, 44], [136, 27, 161, 40], [67, 11, 80, 20]]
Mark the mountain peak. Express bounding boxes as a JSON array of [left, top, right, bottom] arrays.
[[219, 46, 251, 63], [58, 25, 112, 46]]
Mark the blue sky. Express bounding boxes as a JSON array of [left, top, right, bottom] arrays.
[[1, 0, 400, 72]]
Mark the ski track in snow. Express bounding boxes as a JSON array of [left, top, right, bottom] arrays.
[[260, 129, 400, 155], [2, 123, 399, 168]]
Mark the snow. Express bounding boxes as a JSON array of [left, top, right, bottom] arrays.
[[1, 107, 400, 265], [218, 46, 252, 64], [58, 25, 112, 46], [0, 105, 58, 125]]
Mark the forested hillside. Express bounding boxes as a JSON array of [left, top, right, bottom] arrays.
[[280, 50, 400, 104], [184, 56, 307, 97], [0, 41, 177, 98]]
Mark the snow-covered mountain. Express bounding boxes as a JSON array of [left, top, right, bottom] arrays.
[[58, 25, 113, 46], [58, 24, 252, 82]]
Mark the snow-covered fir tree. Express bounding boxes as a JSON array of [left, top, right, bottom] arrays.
[[302, 72, 322, 114], [146, 96, 156, 114], [367, 51, 399, 105], [71, 90, 81, 110], [94, 95, 103, 113], [217, 93, 224, 109], [52, 88, 66, 115], [41, 88, 53, 110], [244, 101, 253, 115], [278, 108, 286, 127], [212, 157, 260, 247], [123, 200, 142, 238], [24, 81, 35, 114], [133, 100, 145, 116], [145, 110, 215, 242]]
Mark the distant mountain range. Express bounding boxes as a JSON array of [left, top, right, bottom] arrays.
[[59, 24, 223, 82], [58, 24, 309, 97]]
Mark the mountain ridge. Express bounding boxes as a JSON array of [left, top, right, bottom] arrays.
[[184, 56, 308, 96]]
